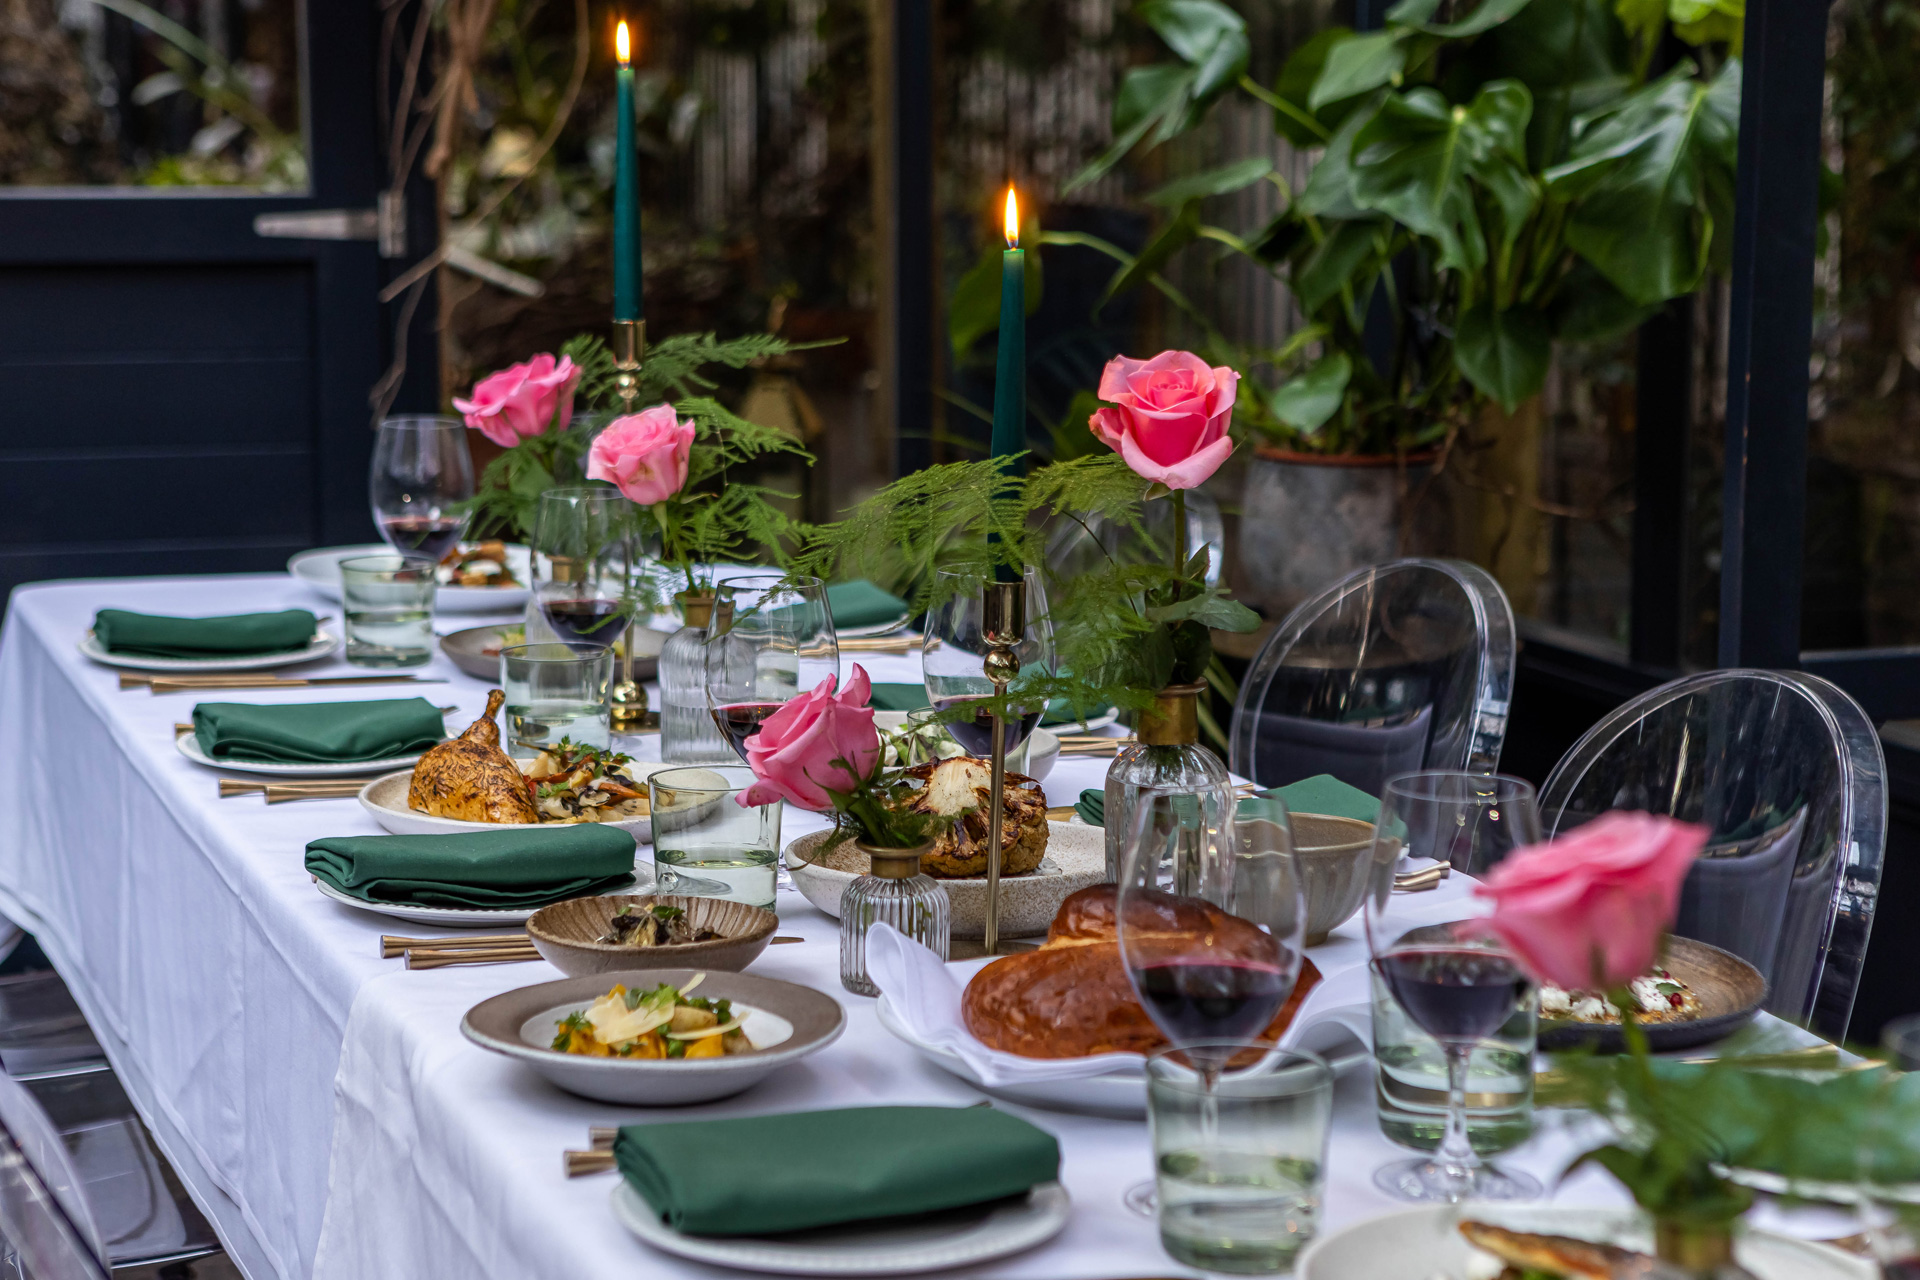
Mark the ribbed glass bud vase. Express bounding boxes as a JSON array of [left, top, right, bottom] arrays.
[[1103, 682, 1232, 884], [840, 841, 948, 995], [658, 593, 734, 764]]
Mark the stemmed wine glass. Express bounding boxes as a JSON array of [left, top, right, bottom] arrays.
[[532, 488, 631, 647], [1364, 770, 1544, 1203], [705, 573, 838, 761], [920, 566, 1054, 756], [370, 416, 474, 563]]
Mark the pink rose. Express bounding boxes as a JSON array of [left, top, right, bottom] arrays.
[[1089, 350, 1239, 490], [452, 353, 579, 448], [1474, 811, 1710, 991], [737, 666, 880, 811], [584, 404, 695, 505]]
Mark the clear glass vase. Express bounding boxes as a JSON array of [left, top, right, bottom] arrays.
[[658, 594, 734, 764], [1103, 683, 1234, 884], [840, 842, 949, 995]]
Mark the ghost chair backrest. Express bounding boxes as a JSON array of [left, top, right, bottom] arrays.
[[1537, 669, 1887, 1041], [0, 1070, 107, 1280], [1229, 559, 1515, 792]]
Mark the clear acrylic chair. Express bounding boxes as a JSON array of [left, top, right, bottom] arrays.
[[1229, 559, 1516, 794], [0, 1067, 110, 1280], [1537, 670, 1887, 1041]]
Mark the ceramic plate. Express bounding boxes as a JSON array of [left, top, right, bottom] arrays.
[[785, 821, 1106, 940], [79, 629, 338, 673], [1296, 1205, 1873, 1280], [836, 614, 913, 638], [609, 1179, 1070, 1275], [357, 768, 656, 844], [1044, 707, 1118, 733], [874, 996, 1368, 1119], [438, 623, 666, 685], [311, 871, 645, 928], [173, 726, 438, 777], [461, 968, 845, 1104], [288, 543, 534, 614], [1537, 935, 1769, 1052]]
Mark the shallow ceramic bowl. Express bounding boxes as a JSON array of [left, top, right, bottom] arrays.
[[1537, 935, 1768, 1052], [784, 821, 1105, 940], [440, 623, 667, 684], [525, 894, 777, 976], [461, 968, 845, 1105], [1288, 813, 1374, 945]]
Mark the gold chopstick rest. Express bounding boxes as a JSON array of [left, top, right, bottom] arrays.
[[565, 1149, 616, 1177]]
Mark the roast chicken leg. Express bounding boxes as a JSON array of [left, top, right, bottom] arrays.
[[408, 689, 540, 824]]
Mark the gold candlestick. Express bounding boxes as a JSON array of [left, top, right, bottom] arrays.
[[979, 579, 1025, 955], [609, 318, 649, 730]]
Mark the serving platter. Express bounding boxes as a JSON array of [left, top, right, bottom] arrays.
[[610, 1180, 1070, 1276], [173, 726, 438, 777], [311, 872, 646, 928], [79, 628, 338, 673], [1296, 1205, 1871, 1280], [461, 968, 845, 1104], [1537, 935, 1768, 1052], [288, 543, 534, 614], [357, 768, 656, 844]]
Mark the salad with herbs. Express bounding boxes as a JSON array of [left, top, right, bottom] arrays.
[[550, 975, 752, 1060], [522, 738, 648, 824]]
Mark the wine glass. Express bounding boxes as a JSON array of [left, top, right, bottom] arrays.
[[532, 488, 630, 647], [920, 566, 1054, 757], [705, 573, 838, 761], [1364, 770, 1543, 1203], [369, 416, 475, 563]]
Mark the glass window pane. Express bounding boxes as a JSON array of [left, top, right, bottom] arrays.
[[0, 0, 306, 190]]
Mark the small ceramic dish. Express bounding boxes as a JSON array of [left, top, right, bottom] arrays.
[[439, 623, 667, 684], [1537, 935, 1769, 1052], [460, 968, 845, 1105], [784, 821, 1106, 940], [1288, 812, 1374, 945], [357, 767, 657, 843], [526, 895, 778, 976]]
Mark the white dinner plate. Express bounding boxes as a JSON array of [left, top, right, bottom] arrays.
[[79, 628, 338, 673], [1044, 707, 1118, 734], [610, 1179, 1071, 1275], [873, 995, 1369, 1119], [174, 728, 435, 777], [357, 768, 658, 844], [311, 871, 647, 928], [1297, 1205, 1873, 1280], [836, 613, 913, 638], [287, 543, 534, 614]]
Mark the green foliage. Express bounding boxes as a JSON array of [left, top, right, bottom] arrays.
[[1067, 0, 1741, 455]]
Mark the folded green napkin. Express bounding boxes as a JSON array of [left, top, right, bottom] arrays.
[[192, 698, 446, 764], [306, 825, 637, 909], [1077, 788, 1105, 826], [94, 608, 317, 659], [827, 580, 909, 629], [1265, 773, 1379, 824], [615, 1106, 1060, 1237]]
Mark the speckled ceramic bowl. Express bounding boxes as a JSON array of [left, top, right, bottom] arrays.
[[784, 821, 1105, 940], [525, 894, 778, 976], [1288, 813, 1375, 945]]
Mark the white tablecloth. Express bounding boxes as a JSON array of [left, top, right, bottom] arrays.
[[0, 573, 1646, 1280]]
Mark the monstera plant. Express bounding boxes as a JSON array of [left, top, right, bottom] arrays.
[[1067, 0, 1741, 456]]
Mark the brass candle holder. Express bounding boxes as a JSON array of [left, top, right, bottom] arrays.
[[979, 577, 1025, 955], [609, 317, 649, 731]]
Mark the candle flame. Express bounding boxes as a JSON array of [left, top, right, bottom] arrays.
[[616, 20, 631, 65], [1003, 187, 1019, 248]]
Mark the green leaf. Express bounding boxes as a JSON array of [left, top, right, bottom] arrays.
[[1272, 28, 1351, 147], [1455, 301, 1550, 409], [1145, 157, 1274, 206], [1296, 96, 1383, 219], [1145, 592, 1263, 631], [1293, 218, 1383, 314], [948, 247, 1002, 360], [1138, 0, 1244, 64], [1388, 0, 1536, 36], [1309, 31, 1409, 110], [1101, 201, 1202, 305], [1066, 63, 1195, 193], [1549, 259, 1659, 342], [1267, 351, 1353, 431], [1545, 58, 1740, 304], [1192, 26, 1251, 100], [1048, 390, 1105, 462]]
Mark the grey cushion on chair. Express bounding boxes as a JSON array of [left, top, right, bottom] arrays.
[[1251, 706, 1433, 797]]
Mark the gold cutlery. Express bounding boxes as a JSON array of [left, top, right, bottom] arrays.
[[1393, 863, 1449, 892], [565, 1149, 616, 1176], [838, 634, 924, 654], [134, 673, 447, 693], [218, 779, 366, 803], [392, 933, 809, 968], [404, 945, 541, 969], [382, 932, 530, 957]]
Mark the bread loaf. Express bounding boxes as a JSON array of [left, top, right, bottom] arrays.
[[961, 885, 1320, 1058]]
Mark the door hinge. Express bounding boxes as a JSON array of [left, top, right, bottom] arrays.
[[253, 192, 407, 258]]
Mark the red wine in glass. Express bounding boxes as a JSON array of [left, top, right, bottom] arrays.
[[1376, 947, 1530, 1044], [1132, 958, 1294, 1044], [711, 701, 785, 760], [543, 599, 625, 645], [933, 695, 1041, 756], [380, 515, 465, 563]]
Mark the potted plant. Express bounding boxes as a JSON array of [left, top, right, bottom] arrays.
[[1065, 0, 1739, 613]]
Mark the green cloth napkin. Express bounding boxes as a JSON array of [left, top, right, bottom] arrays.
[[305, 825, 637, 909], [94, 608, 317, 659], [826, 580, 909, 629], [868, 684, 1113, 729], [192, 698, 447, 764], [1076, 774, 1380, 828], [615, 1106, 1060, 1237]]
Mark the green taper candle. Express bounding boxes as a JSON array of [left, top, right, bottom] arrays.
[[613, 20, 643, 322]]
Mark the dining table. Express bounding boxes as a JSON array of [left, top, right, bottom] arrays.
[[0, 573, 1823, 1280]]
